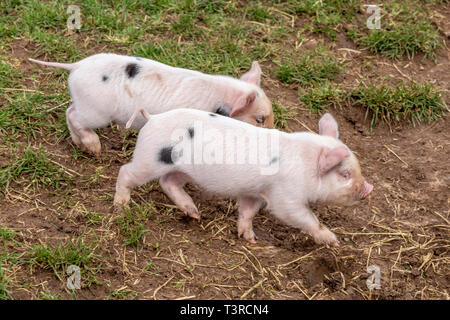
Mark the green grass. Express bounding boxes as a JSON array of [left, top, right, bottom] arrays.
[[353, 1, 441, 60], [0, 60, 22, 88], [350, 82, 446, 127], [116, 202, 154, 247], [40, 290, 61, 300], [278, 0, 362, 40], [277, 47, 342, 86], [132, 34, 269, 75], [29, 238, 99, 282], [246, 2, 273, 22], [85, 211, 104, 226], [0, 147, 69, 191], [357, 20, 441, 60], [272, 100, 296, 131], [144, 260, 162, 275], [0, 90, 69, 140], [0, 226, 17, 242], [0, 265, 10, 300], [300, 82, 343, 114], [108, 287, 137, 300], [0, 226, 16, 300]]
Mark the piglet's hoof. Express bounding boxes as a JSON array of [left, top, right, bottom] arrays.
[[113, 198, 130, 213], [238, 230, 257, 244], [87, 148, 101, 158], [78, 144, 101, 158], [183, 205, 200, 220], [330, 240, 340, 248], [113, 204, 127, 214], [313, 228, 340, 248]]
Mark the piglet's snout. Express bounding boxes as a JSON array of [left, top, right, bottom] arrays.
[[360, 181, 373, 200]]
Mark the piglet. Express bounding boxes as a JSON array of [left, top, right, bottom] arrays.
[[114, 109, 373, 247], [29, 53, 273, 156]]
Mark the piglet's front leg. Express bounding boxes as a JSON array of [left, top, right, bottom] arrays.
[[289, 206, 340, 247], [237, 196, 265, 244]]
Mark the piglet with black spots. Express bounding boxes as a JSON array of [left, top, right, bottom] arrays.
[[28, 54, 273, 156], [114, 109, 373, 247]]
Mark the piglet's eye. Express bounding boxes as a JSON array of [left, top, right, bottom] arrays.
[[341, 171, 350, 179], [256, 116, 266, 124]]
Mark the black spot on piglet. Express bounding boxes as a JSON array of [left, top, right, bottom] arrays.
[[269, 156, 278, 165], [158, 146, 184, 164], [188, 127, 194, 139], [125, 63, 140, 78], [102, 75, 108, 82], [209, 113, 217, 117], [159, 146, 174, 164], [214, 102, 231, 117]]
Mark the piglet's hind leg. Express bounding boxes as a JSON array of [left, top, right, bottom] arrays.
[[159, 172, 200, 220], [66, 106, 101, 157], [66, 106, 82, 148]]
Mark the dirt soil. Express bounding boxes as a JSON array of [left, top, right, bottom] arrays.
[[1, 14, 449, 301]]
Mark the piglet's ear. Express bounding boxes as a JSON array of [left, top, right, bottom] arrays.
[[240, 61, 262, 87], [319, 113, 339, 139], [230, 91, 256, 117], [318, 146, 350, 175]]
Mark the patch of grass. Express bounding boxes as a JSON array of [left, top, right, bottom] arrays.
[[40, 290, 61, 300], [120, 130, 138, 157], [171, 13, 202, 38], [246, 2, 273, 22], [132, 33, 268, 75], [0, 1, 20, 40], [29, 30, 82, 61], [0, 250, 21, 265], [0, 226, 17, 242], [279, 0, 362, 40], [299, 82, 343, 113], [0, 265, 10, 300], [0, 91, 68, 140], [28, 238, 99, 283], [0, 147, 69, 191], [0, 60, 22, 88], [350, 82, 446, 127], [144, 260, 161, 275], [46, 111, 71, 142], [272, 100, 296, 131], [357, 20, 441, 60], [276, 47, 342, 86], [83, 166, 106, 186], [85, 211, 104, 226], [116, 202, 154, 247], [353, 1, 441, 60], [18, 0, 67, 33], [108, 287, 137, 300]]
